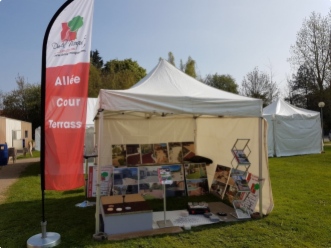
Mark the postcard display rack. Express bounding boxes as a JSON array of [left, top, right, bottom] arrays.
[[230, 139, 252, 219]]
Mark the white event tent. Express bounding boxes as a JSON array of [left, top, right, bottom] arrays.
[[263, 98, 322, 157], [93, 59, 274, 233]]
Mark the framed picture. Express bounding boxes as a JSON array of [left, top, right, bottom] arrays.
[[210, 164, 232, 199], [112, 144, 127, 166], [153, 143, 169, 163], [126, 144, 141, 165]]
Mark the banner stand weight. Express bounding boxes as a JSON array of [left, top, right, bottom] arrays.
[[27, 221, 61, 248]]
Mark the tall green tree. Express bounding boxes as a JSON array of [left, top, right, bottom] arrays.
[[286, 64, 317, 109], [1, 76, 41, 135], [90, 49, 104, 70], [168, 52, 175, 66], [0, 90, 3, 110], [102, 59, 146, 89], [179, 59, 185, 71], [204, 74, 239, 93], [240, 67, 279, 106], [184, 56, 197, 78], [88, 63, 102, 97]]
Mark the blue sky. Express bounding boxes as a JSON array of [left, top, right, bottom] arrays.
[[0, 0, 330, 94]]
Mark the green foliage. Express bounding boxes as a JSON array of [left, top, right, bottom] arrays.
[[287, 64, 317, 109], [1, 75, 41, 133], [179, 59, 185, 71], [2, 147, 331, 247], [184, 56, 197, 78], [16, 150, 40, 159], [90, 49, 104, 69], [87, 56, 147, 95], [68, 16, 83, 32], [88, 64, 102, 97], [102, 59, 147, 89], [204, 73, 239, 93], [168, 52, 176, 66]]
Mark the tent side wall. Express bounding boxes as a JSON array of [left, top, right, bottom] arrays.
[[195, 117, 273, 215], [274, 114, 321, 157], [263, 99, 322, 157], [95, 115, 273, 215], [95, 117, 195, 166], [263, 115, 274, 157]]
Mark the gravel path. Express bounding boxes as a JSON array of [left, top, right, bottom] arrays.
[[0, 157, 40, 203]]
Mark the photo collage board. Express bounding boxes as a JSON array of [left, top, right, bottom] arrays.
[[110, 142, 209, 199]]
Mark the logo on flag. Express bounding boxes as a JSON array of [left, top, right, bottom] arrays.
[[61, 16, 84, 41]]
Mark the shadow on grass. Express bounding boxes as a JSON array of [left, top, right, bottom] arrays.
[[0, 162, 252, 247], [0, 162, 40, 181], [62, 188, 84, 195], [0, 190, 242, 247], [0, 196, 96, 247]]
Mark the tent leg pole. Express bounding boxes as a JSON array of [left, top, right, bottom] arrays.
[[94, 110, 104, 239], [259, 117, 263, 217]]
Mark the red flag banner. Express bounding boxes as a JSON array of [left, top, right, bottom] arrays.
[[44, 0, 94, 190]]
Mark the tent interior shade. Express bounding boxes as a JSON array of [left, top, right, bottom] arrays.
[[93, 59, 274, 233], [263, 98, 322, 157]]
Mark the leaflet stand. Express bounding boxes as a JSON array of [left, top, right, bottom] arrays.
[[230, 139, 252, 219], [75, 153, 98, 208], [156, 168, 173, 228]]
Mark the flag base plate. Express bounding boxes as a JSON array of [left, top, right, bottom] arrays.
[[27, 232, 61, 248]]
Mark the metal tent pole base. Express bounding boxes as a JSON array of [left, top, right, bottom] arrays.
[[27, 221, 61, 248], [156, 220, 173, 228]]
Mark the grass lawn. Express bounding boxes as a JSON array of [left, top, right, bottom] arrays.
[[16, 150, 40, 160], [1, 147, 331, 247]]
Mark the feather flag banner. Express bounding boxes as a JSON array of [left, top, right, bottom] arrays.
[[42, 0, 94, 190]]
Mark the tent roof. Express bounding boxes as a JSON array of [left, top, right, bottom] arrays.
[[96, 59, 262, 117], [263, 98, 319, 117]]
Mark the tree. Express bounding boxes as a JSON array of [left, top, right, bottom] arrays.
[[101, 59, 146, 89], [184, 56, 197, 78], [288, 10, 331, 132], [1, 76, 41, 135], [90, 49, 104, 69], [204, 74, 239, 93], [286, 64, 317, 108], [240, 67, 279, 106], [0, 90, 3, 110], [167, 52, 175, 66], [88, 63, 102, 97], [288, 11, 331, 94], [179, 59, 185, 71]]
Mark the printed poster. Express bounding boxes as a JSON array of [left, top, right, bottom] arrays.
[[87, 165, 113, 197]]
